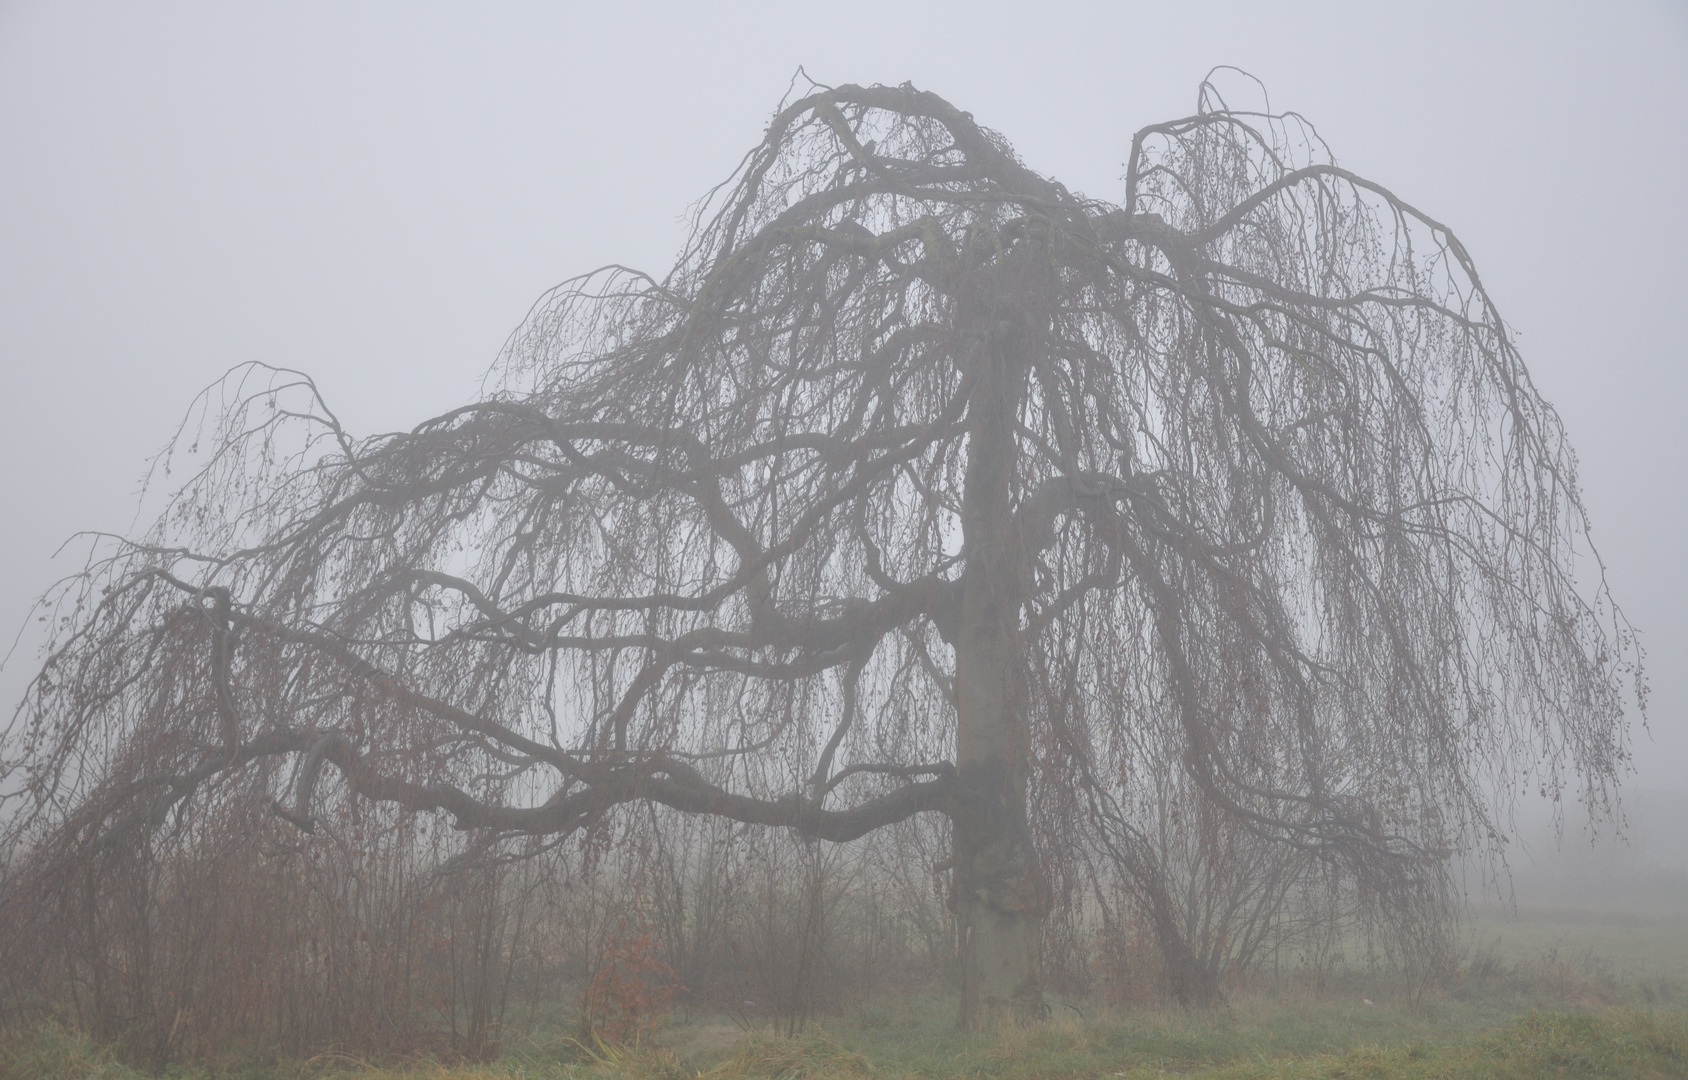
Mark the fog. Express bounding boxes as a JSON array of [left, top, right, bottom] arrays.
[[2, 0, 1684, 869]]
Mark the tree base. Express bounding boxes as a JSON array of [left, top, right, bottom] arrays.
[[957, 900, 1044, 1031]]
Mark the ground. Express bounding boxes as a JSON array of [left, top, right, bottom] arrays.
[[9, 894, 1688, 1079]]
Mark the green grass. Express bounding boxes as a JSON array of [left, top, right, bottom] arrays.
[[9, 1010, 1688, 1080], [9, 901, 1688, 1079]]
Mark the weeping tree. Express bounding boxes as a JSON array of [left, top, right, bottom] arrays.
[[2, 76, 1639, 1029]]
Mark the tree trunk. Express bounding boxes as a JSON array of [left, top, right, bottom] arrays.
[[952, 298, 1046, 1030], [1109, 823, 1224, 1008]]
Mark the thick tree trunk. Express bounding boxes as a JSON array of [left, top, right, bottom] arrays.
[[952, 299, 1046, 1030]]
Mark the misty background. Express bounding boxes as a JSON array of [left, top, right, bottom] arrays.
[[2, 1, 1685, 892]]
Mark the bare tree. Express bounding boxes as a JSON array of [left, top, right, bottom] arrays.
[[2, 74, 1640, 1029]]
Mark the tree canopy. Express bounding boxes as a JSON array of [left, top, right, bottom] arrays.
[[3, 76, 1640, 1027]]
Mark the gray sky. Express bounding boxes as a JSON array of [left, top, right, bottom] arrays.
[[3, 1, 1685, 798]]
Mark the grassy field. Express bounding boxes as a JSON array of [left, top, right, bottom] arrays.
[[8, 1008, 1688, 1080], [9, 898, 1688, 1080]]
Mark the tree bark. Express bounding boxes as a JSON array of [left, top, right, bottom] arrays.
[[952, 296, 1046, 1030]]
